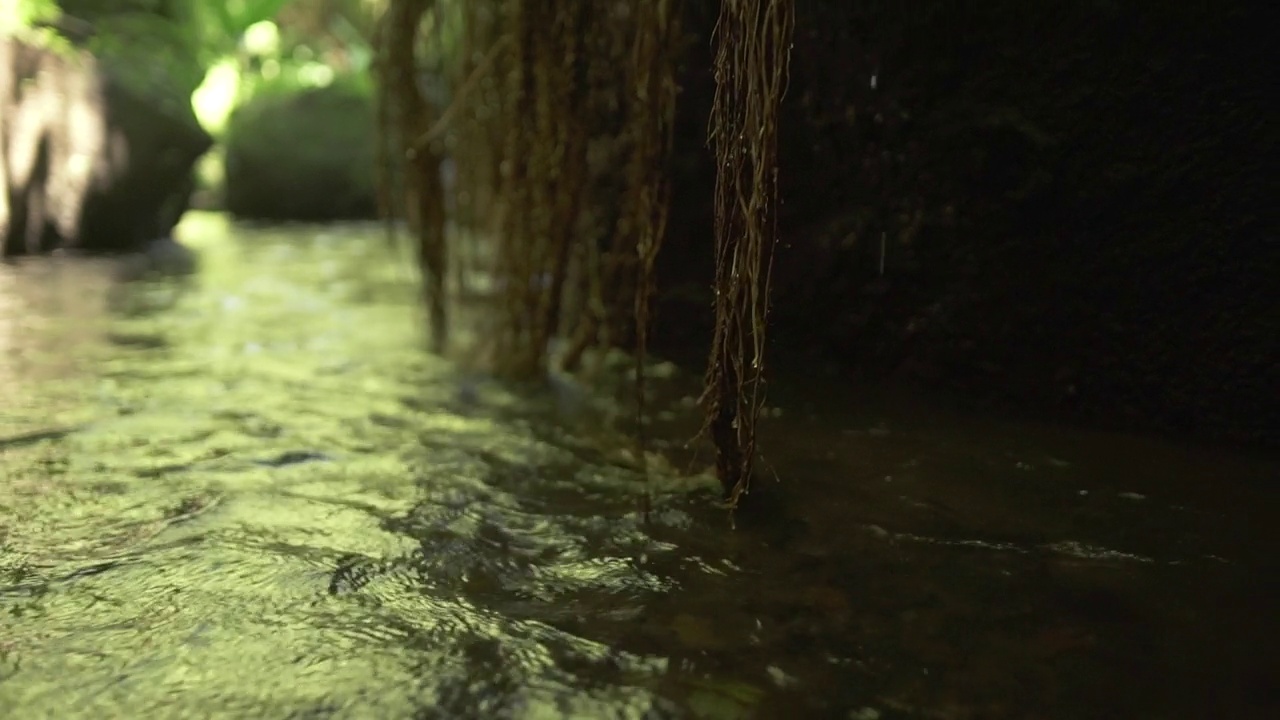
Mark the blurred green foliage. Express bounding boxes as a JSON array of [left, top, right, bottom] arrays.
[[10, 0, 391, 209], [56, 0, 293, 68], [7, 1, 377, 89], [3, 0, 70, 49]]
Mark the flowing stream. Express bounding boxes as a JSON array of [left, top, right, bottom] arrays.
[[1, 213, 1275, 719]]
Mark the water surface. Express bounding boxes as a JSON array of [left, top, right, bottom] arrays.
[[1, 213, 1275, 719]]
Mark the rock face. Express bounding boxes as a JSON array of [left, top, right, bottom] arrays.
[[0, 37, 212, 256]]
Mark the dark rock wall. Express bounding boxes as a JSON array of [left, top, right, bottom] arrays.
[[657, 1, 1277, 447]]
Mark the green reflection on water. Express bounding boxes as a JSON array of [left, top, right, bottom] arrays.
[[0, 214, 692, 718]]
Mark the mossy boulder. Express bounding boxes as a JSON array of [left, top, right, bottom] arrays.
[[223, 78, 378, 221], [1, 20, 211, 255]]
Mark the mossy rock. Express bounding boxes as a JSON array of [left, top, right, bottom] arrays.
[[223, 78, 378, 221]]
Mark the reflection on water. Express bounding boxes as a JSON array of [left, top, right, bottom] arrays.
[[1, 213, 1276, 719]]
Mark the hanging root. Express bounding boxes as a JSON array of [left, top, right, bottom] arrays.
[[489, 0, 594, 379], [371, 0, 681, 384], [372, 0, 794, 510], [373, 0, 450, 354], [702, 0, 795, 507], [627, 0, 682, 518]]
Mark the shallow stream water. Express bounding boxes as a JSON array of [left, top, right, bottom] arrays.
[[1, 213, 1275, 719]]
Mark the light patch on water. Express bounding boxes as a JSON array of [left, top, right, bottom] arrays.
[[1044, 541, 1154, 564]]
